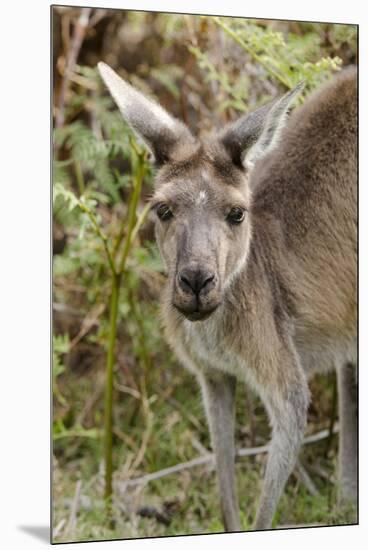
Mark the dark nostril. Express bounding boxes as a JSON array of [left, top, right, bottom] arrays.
[[179, 273, 192, 289], [203, 274, 215, 288], [178, 269, 215, 295]]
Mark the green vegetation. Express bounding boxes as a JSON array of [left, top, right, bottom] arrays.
[[52, 7, 357, 543]]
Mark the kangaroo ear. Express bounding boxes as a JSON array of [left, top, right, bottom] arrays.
[[219, 82, 304, 170], [98, 62, 195, 165]]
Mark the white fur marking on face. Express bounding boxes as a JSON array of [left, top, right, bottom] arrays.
[[196, 190, 208, 205], [201, 169, 210, 182]]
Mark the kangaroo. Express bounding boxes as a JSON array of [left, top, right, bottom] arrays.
[[98, 61, 357, 531]]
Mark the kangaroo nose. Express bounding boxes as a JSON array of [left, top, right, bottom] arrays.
[[178, 267, 216, 296]]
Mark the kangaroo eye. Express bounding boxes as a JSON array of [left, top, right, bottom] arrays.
[[226, 207, 246, 225], [156, 203, 173, 221]]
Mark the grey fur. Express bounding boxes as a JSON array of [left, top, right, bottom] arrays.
[[337, 362, 357, 503], [99, 63, 357, 531], [199, 372, 241, 531]]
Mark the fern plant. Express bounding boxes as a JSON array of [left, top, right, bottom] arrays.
[[189, 16, 344, 117]]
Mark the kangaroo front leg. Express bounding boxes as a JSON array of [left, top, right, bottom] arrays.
[[254, 374, 309, 530], [199, 372, 241, 532]]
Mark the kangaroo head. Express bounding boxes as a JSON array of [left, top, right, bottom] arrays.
[[98, 62, 302, 321]]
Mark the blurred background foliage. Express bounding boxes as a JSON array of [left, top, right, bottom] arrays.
[[52, 6, 357, 543]]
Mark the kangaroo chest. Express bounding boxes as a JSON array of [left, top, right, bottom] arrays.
[[181, 314, 248, 380]]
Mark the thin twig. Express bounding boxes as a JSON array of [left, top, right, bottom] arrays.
[[74, 160, 85, 195], [53, 429, 100, 441], [308, 463, 334, 483], [121, 454, 212, 489], [117, 153, 147, 274], [53, 518, 66, 539], [129, 373, 154, 473], [112, 146, 146, 259], [294, 461, 320, 496], [118, 426, 339, 489], [76, 377, 104, 425], [129, 203, 151, 245], [64, 479, 82, 538], [166, 396, 204, 431], [113, 426, 138, 451], [103, 271, 121, 504], [70, 303, 105, 348], [56, 8, 92, 128], [78, 202, 116, 274], [303, 425, 338, 444], [191, 436, 211, 456], [53, 302, 82, 317], [89, 8, 108, 28], [129, 410, 153, 473], [213, 17, 293, 89], [114, 382, 141, 400], [68, 72, 99, 90]]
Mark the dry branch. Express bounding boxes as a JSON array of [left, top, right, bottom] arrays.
[[294, 461, 320, 496], [64, 479, 82, 539], [53, 518, 66, 539], [117, 425, 338, 490], [55, 8, 92, 128]]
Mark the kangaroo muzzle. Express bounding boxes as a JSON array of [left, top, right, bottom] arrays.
[[173, 263, 221, 321]]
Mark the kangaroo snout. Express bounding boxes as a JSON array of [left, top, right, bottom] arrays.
[[173, 264, 221, 321], [178, 267, 216, 296]]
